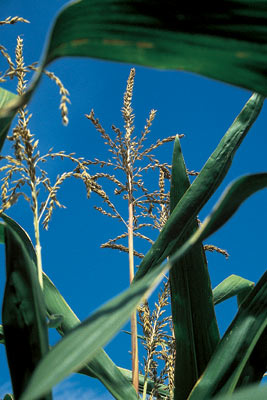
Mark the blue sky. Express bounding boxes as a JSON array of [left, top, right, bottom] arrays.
[[1, 1, 267, 398]]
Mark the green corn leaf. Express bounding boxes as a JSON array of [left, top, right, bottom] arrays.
[[188, 271, 267, 399], [44, 274, 167, 398], [43, 272, 139, 400], [135, 92, 264, 281], [0, 88, 18, 152], [214, 384, 267, 400], [0, 215, 138, 400], [2, 319, 162, 392], [2, 1, 267, 146], [44, 0, 267, 96], [22, 259, 178, 400], [213, 274, 255, 306], [169, 136, 219, 400], [20, 172, 267, 400], [1, 215, 51, 400]]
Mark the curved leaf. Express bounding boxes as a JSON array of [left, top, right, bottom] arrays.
[[1, 215, 51, 399], [45, 0, 267, 96], [1, 1, 267, 143], [135, 93, 264, 281], [213, 274, 255, 306], [43, 273, 139, 400], [20, 172, 267, 400], [44, 275, 167, 397], [194, 174, 267, 241]]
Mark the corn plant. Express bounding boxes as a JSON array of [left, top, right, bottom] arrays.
[[85, 67, 230, 398], [0, 2, 267, 400]]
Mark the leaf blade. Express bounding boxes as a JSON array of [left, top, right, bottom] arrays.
[[43, 273, 139, 400], [213, 274, 255, 306], [169, 136, 219, 400], [135, 93, 264, 281], [1, 215, 51, 399], [45, 0, 267, 96]]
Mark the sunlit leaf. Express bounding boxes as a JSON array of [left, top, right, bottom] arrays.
[[213, 274, 255, 306], [1, 1, 267, 146], [43, 273, 139, 400], [135, 93, 264, 281], [45, 1, 267, 96]]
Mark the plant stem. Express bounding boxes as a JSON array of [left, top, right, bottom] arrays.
[[32, 185, 43, 289], [128, 191, 139, 393]]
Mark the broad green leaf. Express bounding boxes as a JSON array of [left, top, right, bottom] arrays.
[[43, 273, 139, 400], [193, 174, 267, 241], [213, 274, 255, 306], [0, 88, 18, 152], [214, 384, 267, 400], [1, 215, 51, 400], [20, 173, 267, 400], [0, 314, 159, 393], [44, 0, 267, 96], [188, 271, 267, 399], [0, 215, 37, 264], [135, 93, 264, 281], [0, 216, 138, 400], [44, 275, 166, 398], [169, 136, 219, 400], [2, 1, 267, 144]]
